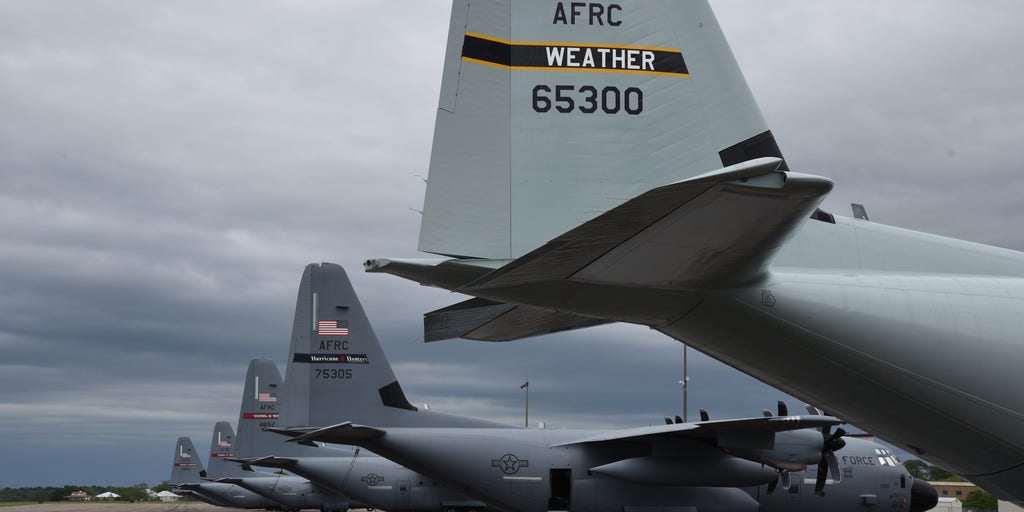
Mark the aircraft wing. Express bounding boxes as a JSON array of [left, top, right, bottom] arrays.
[[554, 414, 841, 447], [464, 157, 832, 291]]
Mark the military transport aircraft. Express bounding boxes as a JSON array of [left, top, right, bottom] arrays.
[[270, 263, 936, 512], [170, 361, 353, 511], [169, 437, 237, 507], [229, 358, 491, 512], [212, 358, 354, 512], [362, 0, 1024, 501], [171, 424, 283, 509]]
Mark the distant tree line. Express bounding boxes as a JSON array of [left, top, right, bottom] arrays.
[[0, 481, 175, 503]]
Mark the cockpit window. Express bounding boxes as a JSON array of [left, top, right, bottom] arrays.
[[875, 448, 902, 466]]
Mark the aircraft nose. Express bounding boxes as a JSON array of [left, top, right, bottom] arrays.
[[909, 478, 938, 512]]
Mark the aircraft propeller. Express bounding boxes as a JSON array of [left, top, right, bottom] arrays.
[[764, 402, 846, 495], [815, 424, 847, 495]]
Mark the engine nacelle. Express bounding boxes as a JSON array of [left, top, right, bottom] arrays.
[[719, 428, 823, 471], [588, 456, 777, 487]]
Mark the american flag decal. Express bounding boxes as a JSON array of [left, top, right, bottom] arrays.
[[258, 392, 277, 403], [318, 320, 349, 336]]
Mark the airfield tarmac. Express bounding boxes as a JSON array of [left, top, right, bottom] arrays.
[[2, 504, 376, 512], [1, 504, 231, 512]]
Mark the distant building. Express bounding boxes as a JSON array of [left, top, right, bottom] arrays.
[[95, 492, 120, 500], [931, 482, 981, 502], [934, 497, 964, 512], [65, 490, 91, 501], [155, 491, 181, 502]]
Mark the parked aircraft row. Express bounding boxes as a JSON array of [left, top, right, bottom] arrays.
[[171, 0, 1012, 508], [360, 0, 1024, 502], [169, 263, 937, 512]]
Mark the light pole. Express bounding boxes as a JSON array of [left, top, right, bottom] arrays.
[[677, 345, 689, 422], [521, 380, 529, 427]]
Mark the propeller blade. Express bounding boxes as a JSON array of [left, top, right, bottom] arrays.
[[826, 451, 842, 484], [780, 470, 791, 490], [777, 401, 788, 417], [814, 459, 828, 494], [762, 409, 773, 417], [804, 404, 821, 415], [815, 426, 847, 495], [674, 415, 683, 424], [664, 417, 673, 425], [766, 476, 778, 495], [699, 409, 709, 422]]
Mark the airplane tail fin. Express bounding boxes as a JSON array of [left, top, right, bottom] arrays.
[[278, 263, 506, 428], [206, 421, 251, 478], [170, 436, 206, 485], [235, 359, 283, 459], [419, 0, 785, 260], [236, 358, 345, 459]]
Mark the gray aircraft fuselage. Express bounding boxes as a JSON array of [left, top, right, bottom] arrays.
[[231, 474, 353, 512], [174, 489, 236, 508], [187, 480, 284, 510], [265, 455, 488, 512], [309, 427, 930, 512]]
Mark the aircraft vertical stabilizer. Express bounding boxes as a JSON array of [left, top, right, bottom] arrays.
[[235, 358, 344, 459], [419, 0, 784, 259], [170, 436, 205, 485], [235, 359, 286, 459], [206, 421, 251, 478], [277, 263, 505, 429]]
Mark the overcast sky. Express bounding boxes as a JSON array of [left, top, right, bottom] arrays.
[[2, 1, 1022, 488]]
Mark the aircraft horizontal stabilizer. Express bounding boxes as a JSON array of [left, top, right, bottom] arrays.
[[425, 298, 612, 342], [276, 422, 386, 445], [228, 456, 298, 470], [466, 158, 832, 291], [210, 477, 243, 484], [363, 258, 495, 289]]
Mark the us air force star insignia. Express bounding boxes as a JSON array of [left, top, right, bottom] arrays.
[[360, 473, 385, 486], [490, 454, 529, 474]]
